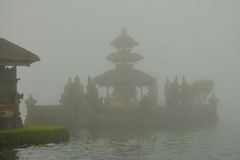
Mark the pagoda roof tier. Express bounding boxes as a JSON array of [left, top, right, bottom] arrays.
[[0, 38, 40, 66], [94, 68, 155, 87], [110, 29, 138, 49], [106, 52, 143, 63]]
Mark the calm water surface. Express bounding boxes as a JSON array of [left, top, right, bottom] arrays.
[[1, 122, 240, 160]]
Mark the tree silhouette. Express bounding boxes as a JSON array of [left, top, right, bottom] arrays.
[[180, 75, 191, 106], [147, 78, 158, 107], [190, 80, 214, 104], [60, 76, 85, 108], [86, 76, 100, 108]]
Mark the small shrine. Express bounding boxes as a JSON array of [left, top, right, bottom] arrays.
[[94, 29, 155, 107], [0, 38, 40, 128]]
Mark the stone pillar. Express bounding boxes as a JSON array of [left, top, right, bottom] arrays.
[[24, 95, 37, 124]]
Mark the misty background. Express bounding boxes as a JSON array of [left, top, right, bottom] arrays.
[[0, 0, 239, 124]]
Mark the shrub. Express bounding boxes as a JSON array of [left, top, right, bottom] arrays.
[[0, 125, 69, 147]]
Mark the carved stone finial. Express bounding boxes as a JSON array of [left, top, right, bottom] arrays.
[[121, 28, 127, 35], [25, 95, 37, 106]]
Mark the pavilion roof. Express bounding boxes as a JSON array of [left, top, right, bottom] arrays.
[[110, 29, 138, 49], [94, 68, 154, 87], [106, 52, 143, 63], [0, 38, 40, 66]]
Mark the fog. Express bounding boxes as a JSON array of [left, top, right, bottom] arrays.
[[0, 0, 239, 124]]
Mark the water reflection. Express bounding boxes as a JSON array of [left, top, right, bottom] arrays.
[[1, 126, 240, 160], [67, 128, 216, 159], [70, 129, 159, 159]]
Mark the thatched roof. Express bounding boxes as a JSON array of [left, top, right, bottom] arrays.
[[106, 52, 143, 63], [94, 68, 154, 87], [110, 29, 138, 49], [0, 38, 40, 66]]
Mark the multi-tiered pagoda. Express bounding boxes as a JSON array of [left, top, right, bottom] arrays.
[[95, 29, 155, 107]]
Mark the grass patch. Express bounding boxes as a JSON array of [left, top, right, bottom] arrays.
[[0, 125, 69, 147]]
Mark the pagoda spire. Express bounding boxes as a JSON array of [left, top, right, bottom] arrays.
[[121, 28, 127, 35], [110, 29, 138, 49], [106, 29, 143, 65]]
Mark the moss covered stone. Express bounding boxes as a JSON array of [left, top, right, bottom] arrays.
[[0, 125, 69, 147]]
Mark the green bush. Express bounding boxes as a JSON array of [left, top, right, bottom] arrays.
[[0, 125, 69, 147]]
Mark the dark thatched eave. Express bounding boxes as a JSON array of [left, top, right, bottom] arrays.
[[94, 68, 155, 87], [110, 29, 138, 49], [106, 52, 143, 63], [0, 38, 40, 66]]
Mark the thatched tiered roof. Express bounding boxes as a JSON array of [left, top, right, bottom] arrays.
[[110, 29, 138, 49], [94, 68, 154, 87], [0, 38, 40, 66], [95, 30, 154, 87], [106, 52, 143, 63]]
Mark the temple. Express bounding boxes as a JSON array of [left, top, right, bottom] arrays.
[[0, 38, 39, 128], [24, 30, 218, 129], [94, 29, 155, 108]]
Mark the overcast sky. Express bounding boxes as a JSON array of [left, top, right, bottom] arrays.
[[0, 0, 239, 122]]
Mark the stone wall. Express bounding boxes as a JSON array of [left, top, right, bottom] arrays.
[[25, 95, 93, 127]]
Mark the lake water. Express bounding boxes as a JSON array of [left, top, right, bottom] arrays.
[[1, 120, 240, 160]]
